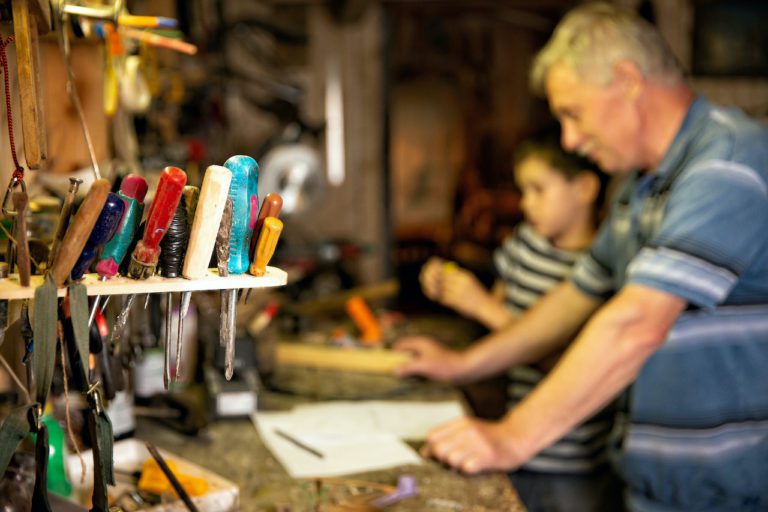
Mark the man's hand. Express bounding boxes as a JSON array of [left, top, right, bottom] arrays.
[[421, 416, 525, 474], [394, 336, 466, 383]]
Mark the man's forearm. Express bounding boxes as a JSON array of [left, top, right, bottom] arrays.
[[500, 285, 686, 461], [456, 281, 602, 383]]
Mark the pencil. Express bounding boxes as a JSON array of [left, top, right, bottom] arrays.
[[274, 428, 324, 459]]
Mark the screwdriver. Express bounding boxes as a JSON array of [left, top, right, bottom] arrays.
[[244, 192, 282, 303], [127, 166, 187, 279], [249, 217, 283, 277], [158, 196, 189, 388], [50, 179, 111, 287], [69, 192, 126, 281], [215, 198, 233, 351], [174, 185, 199, 380], [90, 175, 149, 324], [221, 155, 259, 381]]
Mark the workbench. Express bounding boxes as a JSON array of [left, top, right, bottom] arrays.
[[135, 371, 526, 511]]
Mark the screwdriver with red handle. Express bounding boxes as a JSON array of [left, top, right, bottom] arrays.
[[128, 167, 187, 279]]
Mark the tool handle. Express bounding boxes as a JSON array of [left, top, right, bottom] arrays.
[[223, 155, 259, 274], [48, 177, 83, 268], [249, 216, 283, 277], [215, 199, 233, 277], [248, 192, 282, 262], [129, 167, 187, 279], [182, 166, 231, 279], [183, 185, 200, 224], [96, 189, 145, 278], [159, 196, 189, 278], [12, 191, 31, 287], [50, 179, 111, 287], [70, 192, 126, 281], [346, 296, 382, 344]]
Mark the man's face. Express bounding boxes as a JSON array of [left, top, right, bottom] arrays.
[[545, 61, 641, 174]]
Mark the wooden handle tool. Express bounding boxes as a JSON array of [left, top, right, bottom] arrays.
[[12, 191, 31, 287], [249, 216, 283, 277], [50, 179, 111, 287]]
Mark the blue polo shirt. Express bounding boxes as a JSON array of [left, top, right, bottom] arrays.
[[572, 97, 768, 512]]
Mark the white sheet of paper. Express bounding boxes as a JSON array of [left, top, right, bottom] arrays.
[[251, 400, 464, 478]]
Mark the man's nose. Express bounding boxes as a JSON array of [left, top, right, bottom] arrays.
[[560, 119, 583, 152]]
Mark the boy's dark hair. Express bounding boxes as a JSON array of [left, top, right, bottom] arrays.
[[513, 125, 610, 214]]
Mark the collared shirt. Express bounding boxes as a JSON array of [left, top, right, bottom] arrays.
[[571, 97, 768, 511]]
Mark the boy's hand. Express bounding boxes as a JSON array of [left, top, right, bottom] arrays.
[[440, 267, 491, 318], [419, 257, 447, 301], [393, 336, 465, 383], [420, 416, 525, 474]]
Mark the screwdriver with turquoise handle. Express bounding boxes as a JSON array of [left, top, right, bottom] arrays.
[[221, 155, 259, 380], [89, 174, 149, 325]]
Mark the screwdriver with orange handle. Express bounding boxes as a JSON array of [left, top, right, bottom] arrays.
[[346, 295, 382, 345], [244, 192, 282, 303], [249, 216, 283, 277]]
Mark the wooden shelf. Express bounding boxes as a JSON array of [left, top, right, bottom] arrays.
[[0, 267, 287, 300]]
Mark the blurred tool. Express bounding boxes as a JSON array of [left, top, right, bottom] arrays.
[[91, 174, 148, 325], [346, 296, 381, 345], [249, 217, 283, 278], [175, 185, 200, 380], [259, 143, 323, 216], [158, 197, 189, 387], [69, 192, 125, 281], [221, 155, 259, 381], [47, 177, 82, 268], [120, 27, 197, 55], [49, 179, 111, 287], [144, 443, 201, 512], [128, 166, 187, 279], [248, 301, 280, 336], [370, 475, 418, 509]]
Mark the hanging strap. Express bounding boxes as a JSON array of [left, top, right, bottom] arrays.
[[32, 274, 58, 405], [69, 283, 114, 512], [0, 403, 38, 476], [32, 422, 52, 512]]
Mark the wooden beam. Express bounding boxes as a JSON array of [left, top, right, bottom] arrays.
[[12, 0, 50, 169], [275, 342, 412, 375]]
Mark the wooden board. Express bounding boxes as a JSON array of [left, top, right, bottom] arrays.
[[0, 266, 286, 300], [275, 342, 411, 375]]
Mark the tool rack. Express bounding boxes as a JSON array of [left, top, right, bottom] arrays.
[[0, 266, 287, 299]]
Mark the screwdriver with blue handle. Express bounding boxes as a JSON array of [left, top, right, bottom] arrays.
[[69, 192, 125, 281], [221, 155, 259, 380], [89, 175, 148, 326]]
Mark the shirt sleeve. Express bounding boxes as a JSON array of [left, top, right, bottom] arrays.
[[626, 160, 768, 309]]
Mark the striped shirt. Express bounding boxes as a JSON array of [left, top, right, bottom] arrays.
[[495, 223, 615, 474], [572, 97, 768, 511]]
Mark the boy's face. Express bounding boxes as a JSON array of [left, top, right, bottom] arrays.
[[515, 155, 589, 245], [545, 60, 643, 174]]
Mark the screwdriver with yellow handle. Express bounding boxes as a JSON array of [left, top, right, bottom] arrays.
[[248, 216, 283, 277]]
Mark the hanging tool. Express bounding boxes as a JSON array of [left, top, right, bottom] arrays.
[[49, 179, 111, 287], [249, 217, 283, 277], [244, 192, 283, 303], [90, 174, 148, 325], [127, 166, 187, 279], [215, 199, 234, 377], [69, 192, 125, 281], [11, 191, 31, 287], [158, 196, 188, 388], [220, 155, 259, 381], [174, 185, 199, 381], [47, 177, 83, 269]]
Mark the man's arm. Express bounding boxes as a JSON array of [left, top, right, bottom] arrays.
[[424, 283, 686, 473], [397, 280, 603, 384]]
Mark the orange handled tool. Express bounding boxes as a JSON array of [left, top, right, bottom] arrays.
[[248, 216, 283, 277], [345, 296, 382, 345]]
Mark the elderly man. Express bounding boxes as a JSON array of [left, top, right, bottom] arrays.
[[396, 3, 768, 511]]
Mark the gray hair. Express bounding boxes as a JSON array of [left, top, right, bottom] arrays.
[[530, 2, 683, 96]]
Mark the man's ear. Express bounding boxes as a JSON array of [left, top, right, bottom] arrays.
[[613, 59, 643, 100]]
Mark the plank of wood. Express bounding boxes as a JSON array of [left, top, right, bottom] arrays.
[[0, 266, 287, 300], [12, 0, 49, 169], [274, 342, 411, 375]]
